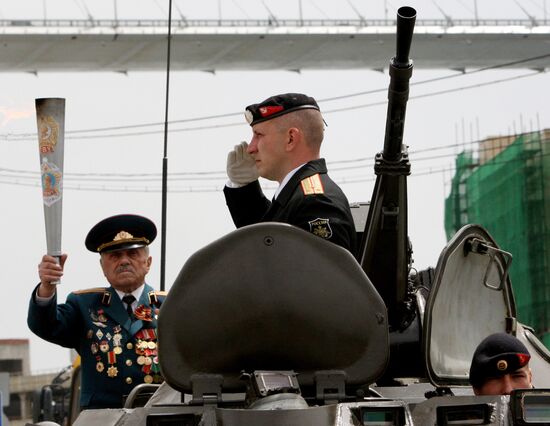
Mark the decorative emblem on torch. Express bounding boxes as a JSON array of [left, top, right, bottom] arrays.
[[38, 115, 59, 153], [41, 158, 63, 207]]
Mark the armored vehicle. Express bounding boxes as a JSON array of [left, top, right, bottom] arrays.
[[67, 222, 550, 425], [39, 6, 550, 426]]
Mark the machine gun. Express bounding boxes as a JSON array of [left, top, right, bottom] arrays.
[[358, 6, 416, 332]]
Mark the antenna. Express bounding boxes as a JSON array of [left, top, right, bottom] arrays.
[[160, 0, 174, 292]]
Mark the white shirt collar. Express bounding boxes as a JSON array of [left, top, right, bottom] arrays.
[[274, 163, 306, 200], [115, 283, 145, 308]]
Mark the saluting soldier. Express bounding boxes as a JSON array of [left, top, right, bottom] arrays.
[[28, 214, 166, 410], [224, 93, 357, 254]]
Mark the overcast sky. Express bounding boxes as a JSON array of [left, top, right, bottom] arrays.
[[1, 0, 549, 373]]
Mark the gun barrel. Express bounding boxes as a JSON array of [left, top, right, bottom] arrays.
[[395, 6, 417, 68], [382, 7, 416, 162]]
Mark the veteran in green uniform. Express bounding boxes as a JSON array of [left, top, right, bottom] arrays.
[[28, 214, 166, 409]]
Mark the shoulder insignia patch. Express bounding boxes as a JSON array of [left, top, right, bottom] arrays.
[[308, 218, 333, 239], [148, 290, 168, 307], [300, 174, 324, 195], [101, 291, 111, 306], [72, 287, 107, 295]]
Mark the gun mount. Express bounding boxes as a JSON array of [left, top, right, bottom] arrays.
[[358, 6, 415, 332]]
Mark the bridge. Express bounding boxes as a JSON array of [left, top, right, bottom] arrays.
[[1, 18, 549, 72]]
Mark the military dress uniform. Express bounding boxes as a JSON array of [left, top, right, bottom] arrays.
[[224, 158, 357, 254], [27, 214, 166, 409], [28, 283, 166, 408]]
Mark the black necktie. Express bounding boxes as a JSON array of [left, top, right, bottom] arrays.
[[122, 294, 136, 319]]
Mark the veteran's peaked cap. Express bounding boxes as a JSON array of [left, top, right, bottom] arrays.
[[85, 214, 157, 253]]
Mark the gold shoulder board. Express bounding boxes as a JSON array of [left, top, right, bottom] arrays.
[[300, 174, 325, 195], [72, 287, 107, 295]]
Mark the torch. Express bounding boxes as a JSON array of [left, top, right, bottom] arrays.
[[36, 98, 65, 285]]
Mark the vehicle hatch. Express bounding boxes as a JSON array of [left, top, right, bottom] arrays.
[[423, 224, 516, 387]]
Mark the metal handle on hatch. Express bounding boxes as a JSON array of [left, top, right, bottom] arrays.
[[464, 237, 513, 290]]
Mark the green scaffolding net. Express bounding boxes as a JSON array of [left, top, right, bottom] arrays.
[[445, 130, 550, 347]]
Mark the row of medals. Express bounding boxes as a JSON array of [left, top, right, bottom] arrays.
[[89, 322, 162, 384]]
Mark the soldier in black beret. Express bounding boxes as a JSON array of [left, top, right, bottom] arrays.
[[224, 93, 357, 254], [28, 214, 167, 409], [469, 332, 533, 395]]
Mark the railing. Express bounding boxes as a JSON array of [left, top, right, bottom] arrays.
[[1, 18, 549, 29]]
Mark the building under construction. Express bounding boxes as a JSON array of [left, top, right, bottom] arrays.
[[445, 129, 550, 348]]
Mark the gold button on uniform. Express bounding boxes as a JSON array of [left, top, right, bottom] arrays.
[[126, 342, 134, 350], [126, 377, 133, 385], [125, 359, 133, 366]]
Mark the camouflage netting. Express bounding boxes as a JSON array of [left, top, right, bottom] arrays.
[[445, 130, 550, 349]]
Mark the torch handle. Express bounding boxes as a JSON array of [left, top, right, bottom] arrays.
[[50, 255, 61, 285]]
